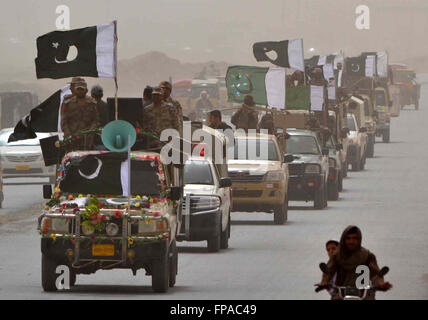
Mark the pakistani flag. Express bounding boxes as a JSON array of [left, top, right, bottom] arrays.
[[35, 21, 117, 79], [226, 65, 286, 109], [8, 86, 71, 142], [253, 39, 304, 71], [345, 56, 366, 77]]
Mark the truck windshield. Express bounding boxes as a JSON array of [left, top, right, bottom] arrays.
[[285, 135, 320, 155], [60, 156, 161, 196], [184, 160, 214, 185], [347, 116, 356, 131], [190, 86, 219, 99], [229, 139, 279, 161]]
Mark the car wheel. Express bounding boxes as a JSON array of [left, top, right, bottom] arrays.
[[273, 197, 288, 225], [352, 150, 361, 171], [323, 181, 328, 208], [152, 251, 170, 293], [169, 240, 177, 288], [338, 171, 343, 192], [220, 213, 230, 249], [328, 180, 339, 200], [314, 182, 325, 209], [207, 226, 221, 253], [367, 136, 374, 158], [342, 160, 348, 178], [41, 254, 59, 292]]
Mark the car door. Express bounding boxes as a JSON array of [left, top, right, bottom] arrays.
[[212, 163, 230, 232]]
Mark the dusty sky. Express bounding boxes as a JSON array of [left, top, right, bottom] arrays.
[[1, 0, 427, 79]]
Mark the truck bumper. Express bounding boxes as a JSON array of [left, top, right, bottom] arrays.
[[287, 174, 322, 201], [231, 181, 285, 212], [177, 209, 221, 241]]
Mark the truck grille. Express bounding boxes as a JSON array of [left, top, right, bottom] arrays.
[[6, 154, 40, 162], [228, 171, 265, 183], [232, 190, 263, 198], [288, 163, 305, 176]]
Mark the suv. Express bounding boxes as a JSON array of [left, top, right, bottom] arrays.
[[38, 150, 183, 293], [325, 134, 343, 200], [178, 157, 232, 252], [228, 133, 290, 224], [285, 129, 329, 209], [346, 113, 367, 171]]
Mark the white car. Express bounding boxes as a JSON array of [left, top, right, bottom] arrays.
[[0, 128, 56, 183], [177, 157, 232, 252]]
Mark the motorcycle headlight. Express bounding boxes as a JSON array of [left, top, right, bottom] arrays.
[[329, 158, 336, 168], [265, 170, 283, 181], [305, 164, 320, 174]]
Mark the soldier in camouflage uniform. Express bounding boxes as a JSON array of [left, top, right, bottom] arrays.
[[60, 79, 100, 152], [258, 112, 275, 134], [231, 94, 259, 132], [159, 81, 183, 136], [140, 87, 180, 149]]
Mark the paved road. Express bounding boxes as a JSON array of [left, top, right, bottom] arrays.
[[0, 82, 427, 299]]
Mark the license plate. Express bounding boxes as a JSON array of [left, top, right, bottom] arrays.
[[15, 165, 30, 171], [92, 244, 115, 257]]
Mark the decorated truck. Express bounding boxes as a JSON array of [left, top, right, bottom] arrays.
[[390, 67, 420, 110], [38, 132, 184, 293]]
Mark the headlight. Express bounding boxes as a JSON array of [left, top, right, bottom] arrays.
[[189, 196, 221, 211], [305, 164, 320, 174], [329, 158, 336, 168], [42, 217, 70, 233], [265, 170, 283, 181], [106, 223, 119, 236], [82, 224, 95, 236], [138, 219, 168, 235]]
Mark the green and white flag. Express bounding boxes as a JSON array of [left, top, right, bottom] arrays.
[[226, 65, 286, 109]]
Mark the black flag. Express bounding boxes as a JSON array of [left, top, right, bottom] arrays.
[[253, 39, 304, 71], [35, 22, 116, 79], [345, 56, 366, 77], [8, 86, 70, 142]]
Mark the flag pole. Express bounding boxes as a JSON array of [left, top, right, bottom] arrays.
[[113, 20, 118, 121]]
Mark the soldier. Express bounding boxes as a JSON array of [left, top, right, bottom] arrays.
[[159, 81, 183, 136], [91, 85, 109, 127], [63, 77, 85, 104], [258, 112, 275, 134], [231, 94, 259, 132], [60, 79, 100, 152], [143, 85, 153, 107], [208, 110, 232, 131], [141, 87, 180, 148]]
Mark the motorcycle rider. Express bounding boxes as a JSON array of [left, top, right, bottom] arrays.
[[317, 225, 392, 300]]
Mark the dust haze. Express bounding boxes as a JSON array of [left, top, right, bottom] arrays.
[[1, 0, 427, 97]]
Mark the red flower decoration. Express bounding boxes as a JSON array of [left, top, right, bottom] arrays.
[[113, 210, 122, 219], [42, 228, 49, 234], [154, 211, 160, 217], [135, 128, 141, 134], [98, 202, 103, 208]]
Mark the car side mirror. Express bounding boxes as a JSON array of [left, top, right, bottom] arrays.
[[336, 143, 343, 151], [43, 185, 52, 199], [322, 148, 329, 156], [219, 177, 232, 188], [359, 127, 367, 133], [169, 187, 182, 201], [283, 154, 295, 163]]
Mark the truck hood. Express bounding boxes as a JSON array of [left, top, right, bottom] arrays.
[[227, 160, 281, 173], [289, 154, 323, 165], [184, 184, 216, 196]]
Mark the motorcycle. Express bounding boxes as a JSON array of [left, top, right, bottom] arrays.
[[315, 263, 390, 300]]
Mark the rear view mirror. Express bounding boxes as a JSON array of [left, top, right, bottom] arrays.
[[170, 187, 182, 201], [219, 177, 232, 188], [283, 154, 295, 163], [43, 185, 52, 199], [322, 148, 329, 156]]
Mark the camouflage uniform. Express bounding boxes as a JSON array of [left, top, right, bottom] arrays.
[[231, 105, 259, 132], [60, 95, 100, 151], [165, 96, 183, 136], [258, 113, 275, 134]]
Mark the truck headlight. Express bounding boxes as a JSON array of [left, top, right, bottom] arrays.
[[265, 170, 283, 181], [184, 196, 221, 212], [329, 158, 336, 168], [305, 164, 320, 174], [106, 223, 119, 236]]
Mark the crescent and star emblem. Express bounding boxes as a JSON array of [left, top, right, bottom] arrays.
[[78, 157, 102, 180], [351, 63, 360, 73]]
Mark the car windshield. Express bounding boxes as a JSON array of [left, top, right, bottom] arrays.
[[60, 156, 161, 196], [285, 135, 320, 155], [184, 160, 214, 185], [190, 86, 219, 99], [0, 130, 52, 146], [228, 139, 279, 161], [347, 116, 356, 131]]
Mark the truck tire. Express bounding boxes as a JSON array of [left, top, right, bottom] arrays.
[[220, 214, 230, 249], [338, 171, 343, 192], [360, 154, 366, 170], [41, 254, 58, 292], [207, 228, 221, 253], [342, 161, 348, 178], [169, 240, 177, 288], [382, 128, 390, 143], [314, 182, 325, 209], [273, 197, 288, 225], [328, 180, 339, 201], [323, 182, 328, 208], [366, 136, 374, 158], [152, 252, 170, 293], [352, 150, 361, 171]]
